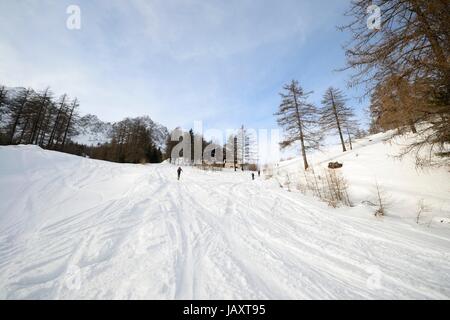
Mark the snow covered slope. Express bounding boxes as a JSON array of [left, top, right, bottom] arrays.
[[276, 131, 450, 223], [0, 144, 449, 299]]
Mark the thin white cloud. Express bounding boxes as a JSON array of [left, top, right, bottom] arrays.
[[126, 0, 312, 60], [0, 0, 352, 130]]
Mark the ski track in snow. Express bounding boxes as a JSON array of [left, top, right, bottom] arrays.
[[0, 146, 450, 299]]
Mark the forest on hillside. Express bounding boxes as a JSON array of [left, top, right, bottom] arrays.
[[0, 86, 166, 164]]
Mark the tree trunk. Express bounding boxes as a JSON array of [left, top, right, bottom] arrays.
[[346, 127, 353, 150], [39, 113, 51, 146], [9, 90, 30, 144], [61, 100, 76, 149], [411, 1, 449, 74], [34, 107, 47, 145], [48, 95, 66, 148], [292, 88, 309, 170], [299, 133, 309, 170], [30, 89, 49, 144], [18, 118, 29, 144], [330, 90, 347, 152]]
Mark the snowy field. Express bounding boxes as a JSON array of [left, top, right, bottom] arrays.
[[0, 137, 450, 299]]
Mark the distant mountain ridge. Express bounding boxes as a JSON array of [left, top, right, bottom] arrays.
[[72, 114, 169, 149], [72, 114, 112, 146], [1, 86, 169, 150]]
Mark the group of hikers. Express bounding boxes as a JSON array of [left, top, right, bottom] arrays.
[[177, 166, 260, 181]]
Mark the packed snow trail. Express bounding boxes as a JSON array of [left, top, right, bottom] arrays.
[[0, 146, 450, 299]]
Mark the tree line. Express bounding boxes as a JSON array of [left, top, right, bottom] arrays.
[[86, 117, 164, 164], [0, 86, 78, 149], [0, 85, 165, 164]]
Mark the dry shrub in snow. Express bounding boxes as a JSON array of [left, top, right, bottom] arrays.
[[284, 173, 293, 192], [263, 164, 274, 179], [373, 181, 388, 217], [324, 169, 351, 208], [301, 167, 351, 207]]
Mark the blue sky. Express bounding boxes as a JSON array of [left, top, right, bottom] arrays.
[[0, 0, 370, 135]]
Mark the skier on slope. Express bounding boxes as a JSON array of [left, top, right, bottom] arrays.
[[252, 173, 255, 180], [177, 167, 183, 180]]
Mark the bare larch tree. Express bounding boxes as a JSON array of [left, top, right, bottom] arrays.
[[340, 0, 450, 164], [319, 87, 355, 152], [275, 80, 321, 170]]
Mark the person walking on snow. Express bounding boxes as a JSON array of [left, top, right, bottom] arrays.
[[252, 173, 255, 180], [177, 167, 183, 180]]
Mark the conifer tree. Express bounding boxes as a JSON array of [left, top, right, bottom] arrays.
[[8, 88, 32, 144], [275, 80, 321, 170], [319, 87, 355, 152], [0, 86, 7, 124]]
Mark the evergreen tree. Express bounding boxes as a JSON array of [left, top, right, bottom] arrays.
[[47, 94, 68, 148], [369, 75, 425, 135], [344, 118, 360, 151], [61, 98, 78, 148], [225, 134, 239, 171], [0, 86, 8, 143], [235, 125, 257, 170], [319, 87, 355, 152], [189, 129, 195, 164], [0, 86, 7, 124], [275, 80, 321, 170], [29, 88, 52, 145], [8, 88, 32, 144]]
